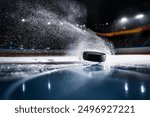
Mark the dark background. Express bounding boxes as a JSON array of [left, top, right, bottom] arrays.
[[2, 0, 150, 30], [79, 0, 150, 30]]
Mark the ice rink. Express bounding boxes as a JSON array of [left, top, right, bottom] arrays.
[[0, 54, 150, 100]]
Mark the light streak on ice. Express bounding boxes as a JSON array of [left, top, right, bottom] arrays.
[[48, 81, 51, 91], [22, 83, 26, 92], [141, 84, 145, 94], [105, 55, 150, 67], [0, 56, 80, 64], [125, 82, 128, 92]]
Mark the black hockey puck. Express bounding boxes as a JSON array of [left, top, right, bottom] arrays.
[[83, 51, 106, 62]]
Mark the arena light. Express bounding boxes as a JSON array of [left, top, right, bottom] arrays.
[[21, 19, 26, 22], [120, 17, 128, 24], [135, 14, 144, 19]]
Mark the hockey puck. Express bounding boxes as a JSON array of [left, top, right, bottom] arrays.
[[83, 51, 106, 62]]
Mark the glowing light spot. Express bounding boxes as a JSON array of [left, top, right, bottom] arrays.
[[83, 24, 86, 27], [22, 83, 25, 92], [21, 19, 25, 22], [76, 24, 79, 27], [125, 82, 128, 92], [47, 22, 51, 25], [135, 14, 144, 19], [48, 81, 51, 91], [120, 17, 128, 24], [60, 22, 64, 25], [46, 47, 50, 50], [141, 84, 145, 94]]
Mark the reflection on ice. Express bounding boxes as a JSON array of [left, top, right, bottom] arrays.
[[1, 57, 150, 100], [48, 81, 51, 91], [141, 83, 145, 94], [22, 83, 26, 93], [125, 82, 129, 92], [0, 62, 80, 81], [2, 64, 150, 100], [124, 82, 129, 97]]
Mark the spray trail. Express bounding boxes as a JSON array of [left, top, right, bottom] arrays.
[[2, 0, 113, 55]]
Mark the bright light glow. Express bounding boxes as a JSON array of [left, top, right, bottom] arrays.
[[106, 23, 109, 25], [46, 47, 50, 50], [60, 22, 64, 25], [105, 55, 150, 67], [48, 81, 51, 91], [47, 22, 51, 25], [120, 17, 128, 24], [0, 56, 80, 63], [125, 82, 128, 92], [22, 83, 25, 92], [135, 14, 144, 19], [76, 24, 79, 27], [21, 19, 25, 22], [83, 30, 86, 32], [83, 24, 86, 27], [141, 84, 145, 94]]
